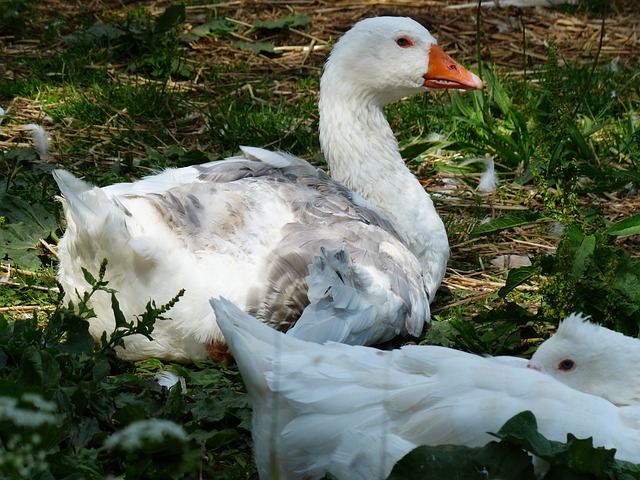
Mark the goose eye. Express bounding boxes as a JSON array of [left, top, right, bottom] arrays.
[[396, 37, 413, 48], [558, 359, 575, 371]]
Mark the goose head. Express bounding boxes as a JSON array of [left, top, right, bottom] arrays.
[[528, 313, 640, 406], [321, 16, 483, 107]]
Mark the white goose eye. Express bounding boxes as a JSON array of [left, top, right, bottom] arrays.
[[396, 37, 413, 48], [558, 359, 576, 371]]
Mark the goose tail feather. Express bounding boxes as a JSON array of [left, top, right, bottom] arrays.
[[53, 169, 105, 224]]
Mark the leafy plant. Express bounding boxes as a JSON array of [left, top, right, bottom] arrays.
[[188, 19, 237, 40], [391, 411, 640, 479], [0, 262, 255, 479], [448, 39, 637, 225], [487, 219, 640, 338], [538, 224, 640, 335], [453, 35, 640, 341], [0, 192, 58, 268], [0, 147, 40, 193], [448, 303, 539, 356], [449, 65, 534, 173]]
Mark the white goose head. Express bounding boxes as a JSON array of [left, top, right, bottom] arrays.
[[321, 16, 482, 107], [528, 313, 640, 406]]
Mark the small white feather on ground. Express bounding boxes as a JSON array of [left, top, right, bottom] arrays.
[[23, 124, 50, 157], [459, 156, 498, 192]]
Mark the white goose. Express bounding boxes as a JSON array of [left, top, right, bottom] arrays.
[[53, 17, 482, 362], [528, 313, 640, 406], [212, 298, 640, 480]]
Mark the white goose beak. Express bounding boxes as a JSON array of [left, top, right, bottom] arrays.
[[423, 45, 483, 90]]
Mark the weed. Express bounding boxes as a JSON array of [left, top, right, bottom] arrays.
[[0, 262, 255, 478], [537, 223, 640, 335], [392, 411, 640, 479]]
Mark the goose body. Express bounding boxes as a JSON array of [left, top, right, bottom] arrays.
[[528, 313, 640, 406], [54, 17, 482, 361], [212, 298, 640, 480]]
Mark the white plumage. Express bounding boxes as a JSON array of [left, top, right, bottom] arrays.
[[54, 17, 483, 361], [528, 313, 640, 406], [212, 298, 640, 480]]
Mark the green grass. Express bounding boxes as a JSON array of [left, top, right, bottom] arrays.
[[1, 1, 640, 478]]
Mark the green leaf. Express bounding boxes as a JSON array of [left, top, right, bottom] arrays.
[[450, 316, 489, 352], [69, 417, 101, 449], [234, 40, 278, 55], [162, 382, 186, 421], [46, 449, 103, 478], [92, 358, 110, 382], [493, 411, 637, 477], [190, 19, 236, 39], [204, 428, 242, 450], [111, 405, 148, 426], [452, 303, 537, 355], [472, 212, 544, 237], [572, 234, 596, 280], [154, 4, 186, 33], [605, 213, 640, 237], [190, 397, 226, 423], [38, 422, 69, 451], [188, 368, 228, 389], [19, 347, 62, 388], [252, 14, 310, 30], [400, 140, 432, 159], [493, 411, 556, 456], [400, 138, 455, 159], [0, 194, 57, 268], [0, 147, 38, 166], [63, 22, 127, 45], [422, 319, 457, 348], [81, 267, 97, 286], [485, 67, 512, 115], [499, 266, 537, 297], [566, 122, 595, 163], [110, 293, 129, 332], [472, 442, 538, 479], [390, 441, 536, 479], [58, 316, 95, 356]]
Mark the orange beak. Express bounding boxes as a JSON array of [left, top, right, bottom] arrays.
[[423, 45, 483, 90]]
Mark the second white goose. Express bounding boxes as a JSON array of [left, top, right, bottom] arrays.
[[212, 298, 640, 480]]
